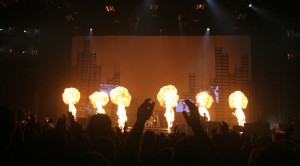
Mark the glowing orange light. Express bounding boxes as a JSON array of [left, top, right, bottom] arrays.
[[110, 86, 131, 131], [89, 91, 109, 114], [157, 85, 179, 133], [196, 91, 213, 121], [62, 87, 80, 120], [229, 91, 248, 126]]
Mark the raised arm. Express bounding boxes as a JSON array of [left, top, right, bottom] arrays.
[[119, 98, 155, 165], [183, 99, 223, 165]]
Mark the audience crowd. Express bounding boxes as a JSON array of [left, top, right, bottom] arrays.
[[1, 99, 300, 166]]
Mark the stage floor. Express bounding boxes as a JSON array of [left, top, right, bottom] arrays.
[[143, 127, 170, 135]]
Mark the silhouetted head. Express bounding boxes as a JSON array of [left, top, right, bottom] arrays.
[[140, 130, 157, 165], [86, 114, 112, 140], [249, 142, 297, 166], [172, 137, 206, 166], [78, 151, 111, 166], [156, 147, 173, 166], [35, 128, 69, 165], [141, 130, 156, 152], [91, 136, 116, 165]]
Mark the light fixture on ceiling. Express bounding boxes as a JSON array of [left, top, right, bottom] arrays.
[[105, 5, 115, 12], [195, 3, 205, 10]]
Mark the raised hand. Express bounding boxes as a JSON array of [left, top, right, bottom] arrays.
[[136, 98, 155, 123], [219, 121, 229, 135], [56, 114, 67, 131], [67, 111, 75, 124], [182, 99, 201, 128], [67, 111, 83, 137], [120, 98, 155, 165], [183, 100, 223, 165]]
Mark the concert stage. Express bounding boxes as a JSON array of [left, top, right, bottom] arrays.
[[143, 121, 222, 136], [144, 127, 170, 135]]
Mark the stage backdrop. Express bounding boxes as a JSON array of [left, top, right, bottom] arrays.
[[71, 36, 251, 116]]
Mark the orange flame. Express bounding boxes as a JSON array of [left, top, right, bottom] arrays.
[[157, 85, 179, 133], [196, 91, 213, 121], [110, 86, 131, 131], [62, 87, 80, 120], [229, 91, 248, 126], [89, 91, 109, 114]]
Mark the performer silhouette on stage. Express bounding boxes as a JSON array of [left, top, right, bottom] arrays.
[[145, 112, 160, 127], [203, 113, 208, 122], [154, 112, 160, 127]]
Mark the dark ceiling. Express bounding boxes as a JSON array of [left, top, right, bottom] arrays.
[[0, 0, 299, 36]]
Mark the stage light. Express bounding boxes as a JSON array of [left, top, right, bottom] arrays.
[[0, 28, 3, 31], [195, 3, 205, 10], [65, 15, 74, 21], [24, 30, 27, 33], [287, 29, 294, 37], [249, 4, 252, 8], [8, 48, 14, 54], [89, 28, 93, 36], [105, 5, 115, 12], [205, 27, 210, 36], [236, 12, 247, 21], [31, 48, 38, 56], [149, 3, 159, 17], [33, 28, 40, 35], [149, 4, 159, 10], [287, 52, 295, 60], [8, 26, 14, 32]]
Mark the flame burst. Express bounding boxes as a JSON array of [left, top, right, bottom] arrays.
[[157, 85, 179, 133], [110, 86, 131, 131], [196, 91, 213, 121], [229, 91, 248, 126], [62, 87, 80, 120], [89, 91, 109, 114]]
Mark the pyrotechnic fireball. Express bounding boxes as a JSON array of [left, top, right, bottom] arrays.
[[62, 87, 80, 120], [157, 85, 179, 133], [110, 86, 131, 131], [229, 91, 248, 126], [89, 91, 109, 114], [196, 91, 213, 121]]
